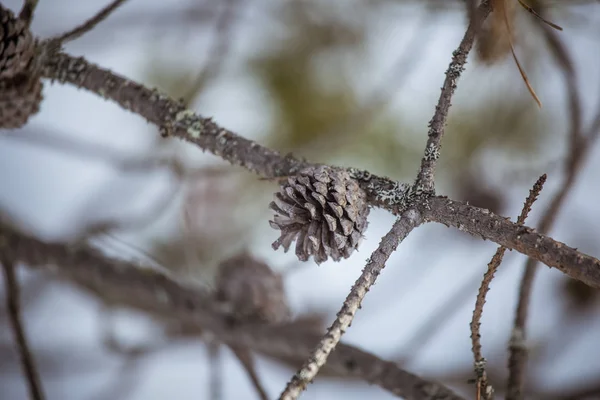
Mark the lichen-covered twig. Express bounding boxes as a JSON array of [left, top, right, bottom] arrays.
[[0, 221, 465, 400], [470, 174, 546, 400], [414, 0, 491, 194], [278, 209, 423, 400], [1, 256, 45, 400]]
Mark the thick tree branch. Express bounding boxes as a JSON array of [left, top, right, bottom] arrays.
[[414, 0, 491, 193], [40, 51, 308, 180], [279, 210, 423, 400], [0, 221, 464, 400]]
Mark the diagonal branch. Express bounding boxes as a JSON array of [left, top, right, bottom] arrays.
[[1, 256, 45, 400], [414, 0, 491, 194], [419, 197, 600, 289], [0, 220, 465, 400], [279, 210, 423, 400], [231, 346, 269, 400], [40, 50, 308, 180], [51, 0, 130, 45], [18, 0, 38, 27]]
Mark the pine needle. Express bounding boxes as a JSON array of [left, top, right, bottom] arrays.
[[517, 0, 563, 31], [501, 0, 543, 107]]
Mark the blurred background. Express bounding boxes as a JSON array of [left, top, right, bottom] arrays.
[[1, 0, 600, 399]]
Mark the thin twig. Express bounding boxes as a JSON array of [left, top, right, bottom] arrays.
[[278, 209, 423, 400], [538, 20, 583, 158], [470, 174, 546, 400], [182, 0, 240, 105], [506, 25, 590, 398], [231, 346, 269, 400], [18, 0, 39, 27], [51, 0, 129, 45], [414, 0, 491, 194], [1, 257, 45, 400], [0, 221, 465, 400]]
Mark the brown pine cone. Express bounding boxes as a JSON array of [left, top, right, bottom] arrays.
[[215, 251, 290, 324], [269, 166, 369, 264], [0, 5, 34, 79], [0, 73, 43, 129]]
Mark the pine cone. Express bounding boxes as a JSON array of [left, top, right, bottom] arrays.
[[215, 251, 290, 324], [269, 166, 369, 264], [0, 73, 43, 129], [0, 5, 34, 79]]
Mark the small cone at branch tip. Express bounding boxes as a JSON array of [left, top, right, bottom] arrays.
[[269, 166, 370, 265], [215, 251, 290, 324], [0, 5, 43, 129]]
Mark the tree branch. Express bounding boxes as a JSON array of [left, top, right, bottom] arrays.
[[414, 0, 491, 193], [470, 174, 546, 400], [279, 210, 423, 400], [38, 50, 600, 289], [51, 0, 130, 45], [1, 255, 45, 400], [419, 197, 600, 289], [18, 0, 38, 27], [506, 21, 592, 399], [0, 220, 464, 400]]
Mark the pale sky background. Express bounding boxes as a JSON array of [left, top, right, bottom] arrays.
[[1, 1, 600, 399]]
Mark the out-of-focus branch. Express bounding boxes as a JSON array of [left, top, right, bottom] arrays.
[[182, 0, 240, 105], [414, 0, 491, 193], [51, 0, 130, 45], [0, 221, 465, 400], [231, 346, 269, 400], [18, 0, 38, 26], [506, 17, 593, 400], [1, 256, 45, 400], [279, 210, 423, 400]]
